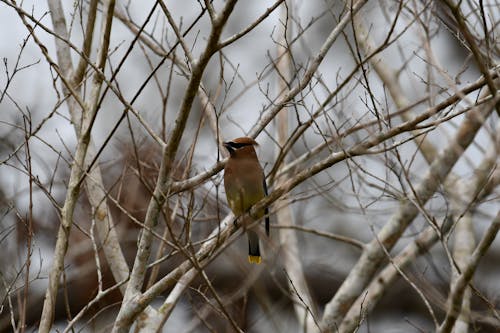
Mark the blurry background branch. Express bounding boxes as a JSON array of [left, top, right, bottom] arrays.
[[0, 0, 499, 332], [274, 2, 319, 332]]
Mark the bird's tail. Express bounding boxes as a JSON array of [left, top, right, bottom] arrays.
[[247, 230, 261, 264]]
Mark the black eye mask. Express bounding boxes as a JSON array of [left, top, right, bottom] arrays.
[[227, 142, 249, 149]]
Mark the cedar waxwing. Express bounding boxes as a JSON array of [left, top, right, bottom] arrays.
[[223, 137, 270, 264]]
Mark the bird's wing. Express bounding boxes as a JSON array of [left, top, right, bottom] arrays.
[[263, 177, 270, 236]]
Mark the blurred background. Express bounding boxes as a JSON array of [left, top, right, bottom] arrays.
[[0, 0, 499, 332]]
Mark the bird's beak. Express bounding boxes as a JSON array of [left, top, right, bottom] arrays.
[[223, 142, 233, 153]]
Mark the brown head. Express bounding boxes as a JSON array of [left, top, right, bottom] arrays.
[[223, 137, 259, 158]]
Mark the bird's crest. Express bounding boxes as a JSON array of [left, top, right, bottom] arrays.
[[223, 137, 258, 153]]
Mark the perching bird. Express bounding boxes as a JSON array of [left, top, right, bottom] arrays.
[[223, 137, 269, 264]]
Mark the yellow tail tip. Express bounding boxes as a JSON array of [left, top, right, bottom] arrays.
[[248, 255, 262, 264]]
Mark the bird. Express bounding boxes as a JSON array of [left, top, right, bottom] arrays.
[[223, 137, 269, 264]]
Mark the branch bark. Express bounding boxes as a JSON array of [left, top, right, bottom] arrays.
[[38, 1, 116, 332], [111, 1, 239, 331], [320, 97, 497, 330], [438, 212, 500, 333]]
